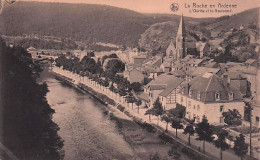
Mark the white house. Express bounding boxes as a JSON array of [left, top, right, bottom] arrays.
[[159, 79, 184, 110], [178, 72, 245, 125], [144, 74, 182, 108]]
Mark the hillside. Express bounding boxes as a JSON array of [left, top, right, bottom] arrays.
[[206, 7, 259, 32], [139, 7, 259, 52], [0, 2, 183, 47], [0, 2, 258, 49]]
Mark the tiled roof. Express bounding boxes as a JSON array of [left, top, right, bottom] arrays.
[[196, 42, 207, 52], [229, 66, 257, 75], [162, 61, 171, 67], [171, 70, 186, 77], [181, 73, 243, 102], [166, 40, 176, 52], [223, 71, 245, 80], [145, 74, 180, 91], [186, 67, 220, 77], [245, 59, 257, 65], [129, 69, 144, 83], [150, 85, 166, 90], [138, 93, 149, 102], [159, 78, 184, 97]]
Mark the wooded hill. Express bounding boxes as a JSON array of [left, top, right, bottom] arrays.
[[0, 2, 258, 50], [0, 1, 207, 47]]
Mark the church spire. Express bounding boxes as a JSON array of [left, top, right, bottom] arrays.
[[177, 14, 186, 36], [175, 14, 187, 59]]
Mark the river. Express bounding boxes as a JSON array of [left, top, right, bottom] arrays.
[[37, 67, 134, 160]]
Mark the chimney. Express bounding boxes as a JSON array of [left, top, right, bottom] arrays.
[[223, 75, 228, 87]]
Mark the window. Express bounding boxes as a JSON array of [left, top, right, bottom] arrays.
[[181, 97, 183, 103], [197, 116, 200, 122], [197, 105, 200, 111], [228, 92, 234, 100], [194, 105, 196, 110], [215, 93, 220, 101], [220, 105, 224, 112], [188, 101, 191, 108], [189, 89, 192, 97], [197, 92, 201, 100], [256, 116, 259, 122], [220, 117, 224, 123]]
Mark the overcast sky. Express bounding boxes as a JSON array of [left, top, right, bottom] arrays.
[[20, 0, 260, 17]]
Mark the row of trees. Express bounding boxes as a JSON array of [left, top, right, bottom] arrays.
[[146, 98, 248, 160], [55, 53, 143, 105]]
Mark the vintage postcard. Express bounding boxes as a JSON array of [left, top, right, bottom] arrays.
[[0, 0, 259, 160]]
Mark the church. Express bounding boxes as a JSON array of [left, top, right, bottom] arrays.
[[166, 15, 210, 60]]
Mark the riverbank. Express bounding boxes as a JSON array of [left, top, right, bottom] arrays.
[[53, 71, 183, 159], [51, 68, 216, 160]]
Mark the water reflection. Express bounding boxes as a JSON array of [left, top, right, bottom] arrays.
[[38, 68, 134, 160]]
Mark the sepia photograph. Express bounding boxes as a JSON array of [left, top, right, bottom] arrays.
[[0, 0, 259, 159]]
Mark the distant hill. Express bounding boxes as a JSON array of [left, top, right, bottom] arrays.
[[0, 2, 258, 49], [139, 7, 259, 52], [206, 7, 259, 32], [0, 2, 183, 47]]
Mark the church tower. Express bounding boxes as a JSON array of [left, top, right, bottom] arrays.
[[176, 14, 187, 59]]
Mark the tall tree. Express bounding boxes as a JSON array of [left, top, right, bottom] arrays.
[[222, 109, 242, 126], [161, 112, 172, 132], [145, 109, 153, 122], [195, 116, 214, 152], [171, 117, 183, 138], [130, 82, 142, 93], [233, 134, 249, 160], [135, 98, 142, 113], [183, 119, 195, 146], [214, 131, 230, 160], [126, 94, 136, 109], [152, 98, 164, 125]]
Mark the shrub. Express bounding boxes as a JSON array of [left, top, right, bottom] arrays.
[[117, 105, 125, 112], [158, 133, 174, 143]]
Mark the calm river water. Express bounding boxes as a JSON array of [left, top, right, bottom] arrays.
[[38, 67, 134, 160]]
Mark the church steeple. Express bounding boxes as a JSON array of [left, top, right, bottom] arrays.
[[176, 14, 187, 59], [177, 14, 186, 36]]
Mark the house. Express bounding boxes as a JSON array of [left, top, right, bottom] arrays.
[[132, 55, 147, 66], [171, 70, 186, 79], [186, 67, 220, 81], [144, 74, 180, 107], [222, 71, 251, 97], [159, 79, 184, 110], [160, 61, 172, 72], [123, 67, 144, 83], [166, 40, 177, 59], [229, 66, 257, 97], [245, 59, 258, 67], [27, 46, 38, 59], [178, 72, 245, 124], [203, 59, 219, 68], [196, 42, 211, 58], [143, 67, 164, 79], [252, 67, 260, 128], [73, 50, 87, 60]]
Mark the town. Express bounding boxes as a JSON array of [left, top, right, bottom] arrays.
[[1, 1, 259, 160], [25, 14, 260, 160]]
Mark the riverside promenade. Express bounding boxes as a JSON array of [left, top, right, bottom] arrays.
[[52, 66, 247, 160]]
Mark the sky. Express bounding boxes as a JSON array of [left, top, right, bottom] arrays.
[[19, 0, 260, 17]]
